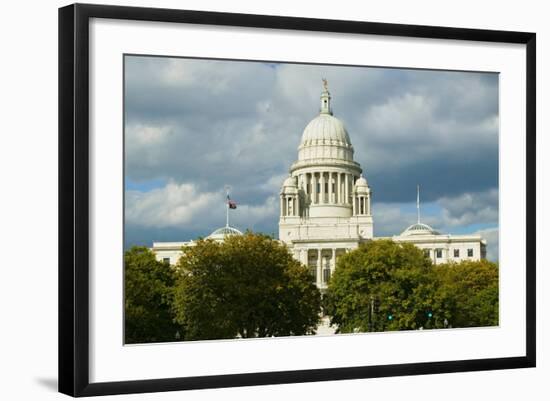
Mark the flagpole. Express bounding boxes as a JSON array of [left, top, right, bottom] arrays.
[[225, 185, 230, 228]]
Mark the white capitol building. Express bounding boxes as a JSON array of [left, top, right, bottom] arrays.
[[152, 82, 487, 290]]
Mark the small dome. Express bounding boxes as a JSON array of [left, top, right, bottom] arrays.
[[355, 174, 368, 191], [281, 175, 298, 195], [207, 226, 243, 241], [353, 174, 369, 194], [400, 223, 440, 236], [282, 175, 297, 187], [300, 114, 351, 146]]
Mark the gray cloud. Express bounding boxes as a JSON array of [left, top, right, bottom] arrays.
[[438, 188, 499, 227]]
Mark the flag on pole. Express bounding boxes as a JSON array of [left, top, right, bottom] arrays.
[[227, 194, 237, 209]]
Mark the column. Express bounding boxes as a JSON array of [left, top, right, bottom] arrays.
[[337, 172, 341, 204], [316, 249, 322, 287], [320, 172, 326, 203], [330, 173, 335, 203], [296, 193, 300, 216], [312, 173, 317, 204], [352, 194, 356, 215], [280, 195, 284, 216], [300, 249, 308, 266], [344, 174, 349, 204], [327, 171, 333, 203]]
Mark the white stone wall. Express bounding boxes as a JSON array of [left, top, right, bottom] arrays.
[[389, 235, 486, 264], [151, 241, 194, 265]]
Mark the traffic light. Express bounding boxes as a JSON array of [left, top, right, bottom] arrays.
[[426, 311, 433, 318], [387, 314, 393, 321]]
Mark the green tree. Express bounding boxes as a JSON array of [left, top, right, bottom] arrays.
[[172, 233, 321, 340], [433, 259, 499, 328], [324, 240, 499, 333], [324, 240, 435, 333], [124, 246, 182, 344]]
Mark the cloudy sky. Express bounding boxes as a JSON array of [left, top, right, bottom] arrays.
[[124, 56, 499, 261]]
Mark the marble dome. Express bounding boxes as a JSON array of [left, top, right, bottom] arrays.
[[300, 114, 351, 146]]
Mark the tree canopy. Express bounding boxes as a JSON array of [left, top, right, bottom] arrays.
[[432, 259, 499, 328], [172, 233, 322, 340], [124, 246, 183, 344], [324, 239, 433, 333], [324, 240, 499, 333]]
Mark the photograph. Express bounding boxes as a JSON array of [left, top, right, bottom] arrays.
[[123, 55, 500, 344]]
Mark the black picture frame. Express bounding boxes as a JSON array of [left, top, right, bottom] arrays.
[[58, 3, 536, 397]]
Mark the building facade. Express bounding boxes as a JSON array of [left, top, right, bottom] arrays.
[[390, 223, 487, 265]]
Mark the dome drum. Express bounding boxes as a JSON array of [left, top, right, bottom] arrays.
[[298, 143, 354, 162], [290, 159, 362, 175], [307, 204, 353, 218]]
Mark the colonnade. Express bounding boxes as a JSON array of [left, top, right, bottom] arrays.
[[353, 195, 371, 216], [297, 171, 358, 205], [280, 194, 299, 217]]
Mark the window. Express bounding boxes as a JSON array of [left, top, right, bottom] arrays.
[[163, 257, 170, 264], [436, 249, 442, 258], [323, 268, 331, 283], [467, 248, 474, 257], [454, 249, 460, 258], [309, 266, 317, 283], [423, 249, 430, 257]]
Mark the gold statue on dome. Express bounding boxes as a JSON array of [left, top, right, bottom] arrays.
[[322, 78, 328, 91]]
